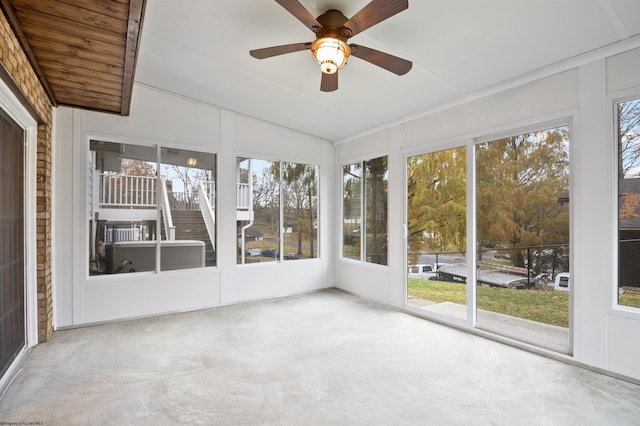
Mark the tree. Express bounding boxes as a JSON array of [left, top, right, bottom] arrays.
[[476, 127, 570, 267], [268, 162, 318, 258], [365, 157, 388, 265], [618, 99, 640, 178], [343, 164, 362, 257], [254, 164, 280, 234], [281, 163, 318, 258], [120, 158, 156, 176], [407, 147, 466, 262], [163, 164, 210, 195], [406, 127, 569, 272]]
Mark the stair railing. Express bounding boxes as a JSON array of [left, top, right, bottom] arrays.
[[199, 181, 216, 250], [160, 177, 176, 240]]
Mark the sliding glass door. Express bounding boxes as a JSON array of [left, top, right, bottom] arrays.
[[406, 123, 571, 351], [0, 110, 26, 378]]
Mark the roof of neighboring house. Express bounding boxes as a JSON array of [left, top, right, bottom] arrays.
[[241, 229, 263, 238]]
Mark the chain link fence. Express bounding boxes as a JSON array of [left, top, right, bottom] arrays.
[[619, 238, 640, 292], [409, 244, 570, 290]]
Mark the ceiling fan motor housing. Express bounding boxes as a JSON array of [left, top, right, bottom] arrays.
[[311, 10, 351, 74]]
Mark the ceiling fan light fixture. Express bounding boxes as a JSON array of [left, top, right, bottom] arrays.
[[311, 37, 350, 75]]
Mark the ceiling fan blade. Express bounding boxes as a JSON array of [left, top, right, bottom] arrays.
[[344, 0, 408, 37], [275, 0, 324, 33], [250, 43, 311, 59], [350, 44, 412, 75], [320, 71, 338, 92]]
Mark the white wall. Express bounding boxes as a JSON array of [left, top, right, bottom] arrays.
[[335, 45, 640, 381], [53, 84, 333, 326]]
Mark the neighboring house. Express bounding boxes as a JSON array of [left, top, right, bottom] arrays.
[[242, 229, 264, 242]]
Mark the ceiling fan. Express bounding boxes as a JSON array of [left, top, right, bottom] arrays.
[[250, 0, 413, 92]]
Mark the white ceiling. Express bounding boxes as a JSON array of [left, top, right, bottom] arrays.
[[135, 0, 640, 142]]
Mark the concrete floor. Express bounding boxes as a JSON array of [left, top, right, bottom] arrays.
[[1, 289, 639, 425]]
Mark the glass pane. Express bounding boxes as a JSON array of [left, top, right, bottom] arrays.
[[365, 156, 388, 265], [407, 147, 467, 320], [159, 148, 216, 271], [237, 158, 280, 264], [282, 162, 318, 261], [618, 98, 640, 309], [89, 141, 157, 275], [343, 163, 361, 260], [476, 126, 570, 348]]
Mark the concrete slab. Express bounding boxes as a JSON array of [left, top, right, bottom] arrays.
[[1, 289, 638, 425]]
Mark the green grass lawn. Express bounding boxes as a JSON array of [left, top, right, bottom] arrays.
[[409, 279, 640, 320], [408, 278, 570, 327], [619, 293, 640, 308]]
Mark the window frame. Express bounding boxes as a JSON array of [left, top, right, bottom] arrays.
[[85, 138, 219, 279], [613, 92, 640, 314], [236, 156, 320, 266], [340, 155, 389, 266]]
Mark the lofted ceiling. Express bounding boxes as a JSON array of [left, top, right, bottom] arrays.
[[135, 0, 640, 142], [4, 1, 640, 141]]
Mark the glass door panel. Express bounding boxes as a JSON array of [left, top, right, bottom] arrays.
[[407, 147, 467, 321], [0, 110, 25, 378], [475, 126, 570, 349]]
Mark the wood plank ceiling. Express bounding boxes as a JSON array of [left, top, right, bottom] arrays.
[[1, 0, 146, 115]]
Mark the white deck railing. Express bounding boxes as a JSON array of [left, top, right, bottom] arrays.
[[237, 183, 251, 209], [203, 180, 215, 203], [100, 173, 157, 208], [106, 226, 142, 243], [99, 174, 248, 216]]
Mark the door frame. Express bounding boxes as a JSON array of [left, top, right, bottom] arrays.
[[0, 77, 39, 394]]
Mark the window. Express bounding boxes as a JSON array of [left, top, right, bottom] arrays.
[[617, 97, 640, 309], [88, 141, 216, 275], [237, 158, 318, 264], [342, 156, 388, 265], [282, 162, 319, 261], [159, 148, 216, 270]]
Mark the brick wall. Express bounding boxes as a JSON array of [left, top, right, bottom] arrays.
[[1, 10, 54, 342]]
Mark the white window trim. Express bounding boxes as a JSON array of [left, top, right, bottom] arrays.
[[611, 90, 640, 316], [82, 134, 219, 280], [340, 155, 389, 267], [236, 156, 321, 265]]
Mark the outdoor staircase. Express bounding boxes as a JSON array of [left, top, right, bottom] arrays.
[[171, 210, 215, 266]]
